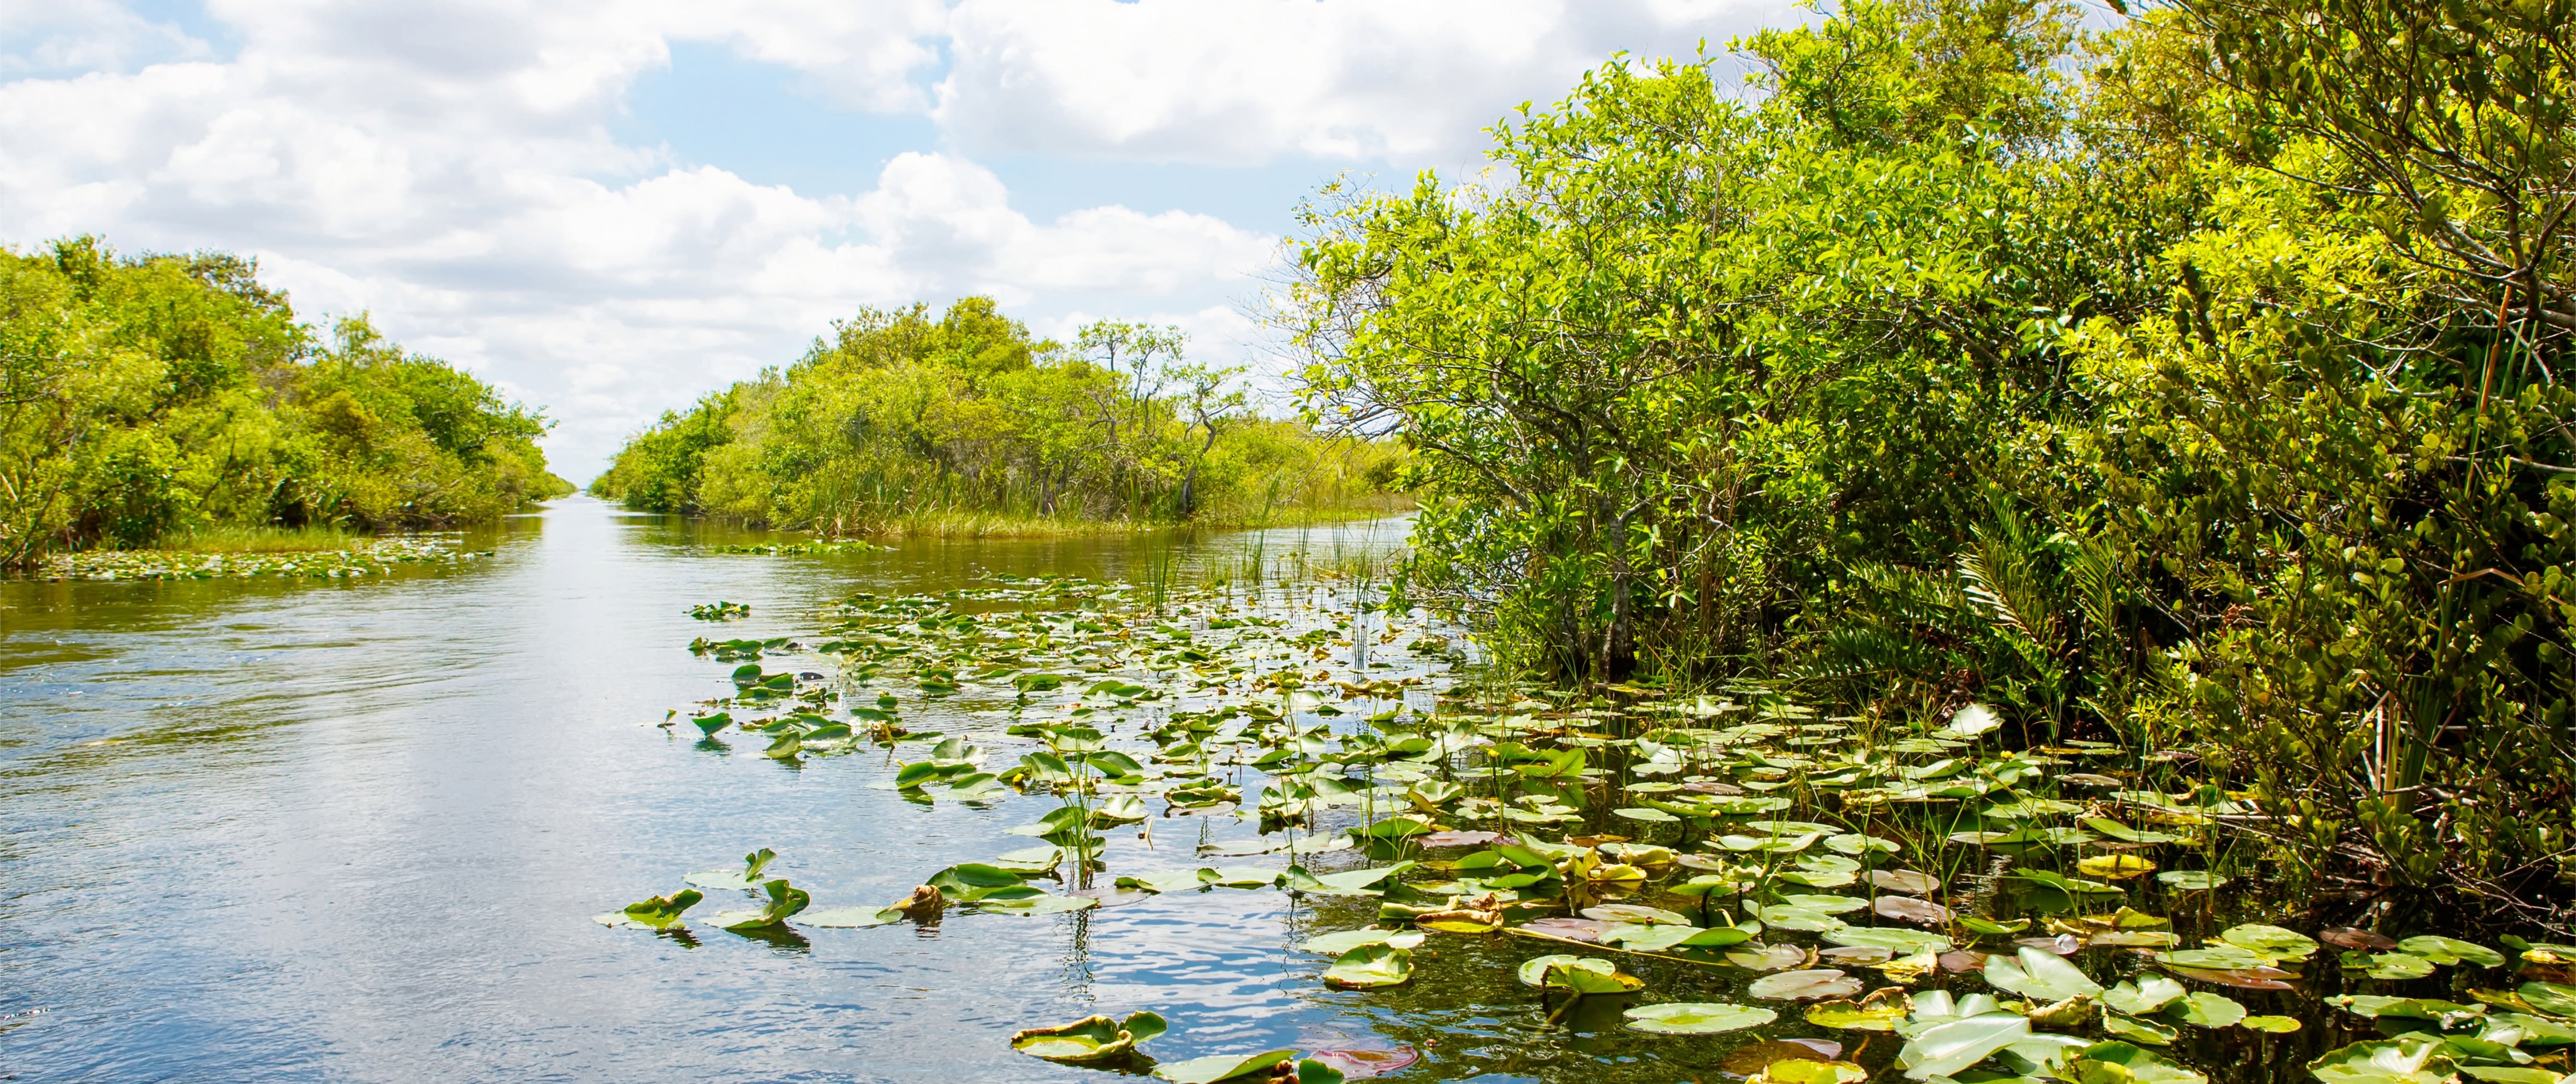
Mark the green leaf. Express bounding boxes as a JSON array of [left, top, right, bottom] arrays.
[[1896, 1014, 2031, 1079], [2307, 1037, 2458, 1084], [1151, 1050, 1298, 1084], [2166, 991, 2246, 1028], [1985, 945, 2104, 1001], [2396, 936, 2506, 968], [1321, 945, 1413, 988], [1622, 1002, 1777, 1035]]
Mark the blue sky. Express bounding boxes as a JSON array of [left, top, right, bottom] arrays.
[[3, 0, 1802, 480]]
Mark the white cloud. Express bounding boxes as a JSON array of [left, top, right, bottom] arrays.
[[936, 0, 1793, 165]]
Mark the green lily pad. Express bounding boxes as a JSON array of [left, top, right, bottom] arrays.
[[2006, 869, 2123, 895], [1805, 988, 1912, 1030], [1749, 969, 1864, 1001], [1773, 893, 1871, 915], [2083, 818, 2186, 845], [1825, 927, 1955, 954], [1010, 1011, 1168, 1063], [1896, 1014, 2032, 1079], [1152, 1050, 1298, 1083], [2456, 1069, 2567, 1084], [2155, 870, 2230, 890], [1303, 928, 1425, 954], [2356, 952, 2439, 980], [1614, 807, 1679, 822], [1543, 960, 1646, 994], [977, 891, 1098, 915], [2396, 936, 2506, 968], [2219, 924, 2317, 961], [708, 878, 809, 930], [1322, 944, 1414, 988], [2104, 1012, 2179, 1045], [2074, 1041, 2208, 1084], [600, 888, 702, 930], [2306, 1036, 2457, 1084], [2103, 977, 2187, 1015], [1985, 945, 2104, 1001], [2242, 1015, 2303, 1033], [2156, 945, 2267, 970], [1753, 903, 1848, 933], [2517, 982, 2576, 1017], [1622, 1002, 1777, 1034], [2167, 991, 2246, 1028]]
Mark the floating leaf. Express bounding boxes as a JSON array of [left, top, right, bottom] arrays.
[[2083, 818, 2186, 845], [2155, 870, 2230, 890], [1875, 895, 1953, 925], [1826, 927, 1955, 954], [2306, 1037, 2457, 1084], [1623, 1002, 1777, 1034], [601, 888, 702, 930], [1749, 968, 1864, 1001], [2007, 869, 2123, 895], [1985, 945, 2105, 1001], [2357, 952, 2439, 980], [2321, 927, 2402, 951], [1583, 904, 1694, 925], [1895, 1014, 2030, 1080], [2103, 977, 2188, 1015], [1302, 1047, 1419, 1080], [1806, 988, 1912, 1031], [1543, 960, 1646, 995], [2220, 924, 2318, 961], [2104, 1013, 2179, 1045], [1304, 928, 1425, 954], [2075, 854, 2157, 880], [1322, 945, 1414, 988], [1753, 904, 1848, 933], [1010, 1011, 1167, 1064], [2074, 1041, 2208, 1084], [2168, 991, 2246, 1028], [2396, 936, 2506, 969], [1613, 807, 1679, 822], [1869, 869, 1941, 895], [2157, 963, 2299, 990], [1152, 1050, 1298, 1084], [1728, 944, 1812, 971], [708, 878, 810, 930], [2241, 1015, 2303, 1033], [2521, 981, 2576, 1017]]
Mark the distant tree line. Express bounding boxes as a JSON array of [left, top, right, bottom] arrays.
[[591, 298, 1406, 532]]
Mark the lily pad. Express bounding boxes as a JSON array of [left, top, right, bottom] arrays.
[[2396, 936, 2506, 968], [1868, 869, 1941, 895], [1303, 1047, 1420, 1079], [2155, 870, 2230, 891], [2242, 1015, 2303, 1033], [2517, 982, 2576, 1017], [1011, 1011, 1168, 1063], [2104, 1013, 2179, 1045], [1728, 943, 1812, 971], [2074, 1041, 2208, 1084], [2355, 952, 2439, 980], [1303, 928, 1425, 954], [2075, 854, 2157, 880], [1541, 960, 1646, 995], [1749, 969, 1864, 1002], [1322, 944, 1414, 988], [1806, 987, 1912, 1030], [2168, 991, 2246, 1028], [1896, 1014, 2031, 1080], [2219, 924, 2318, 961], [2103, 976, 2188, 1015], [1985, 945, 2104, 1001], [2306, 1036, 2457, 1084], [600, 888, 702, 930], [2321, 927, 2402, 951], [1875, 895, 1953, 925], [1826, 927, 1955, 954], [1622, 1002, 1777, 1034], [1152, 1050, 1298, 1084]]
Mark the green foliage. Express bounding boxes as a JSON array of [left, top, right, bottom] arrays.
[[1291, 0, 2576, 919], [0, 237, 570, 564], [590, 297, 1406, 532]]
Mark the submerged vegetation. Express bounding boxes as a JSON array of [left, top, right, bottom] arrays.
[[607, 554, 2576, 1083], [589, 298, 1408, 534], [1, 238, 571, 568], [1288, 0, 2576, 927]]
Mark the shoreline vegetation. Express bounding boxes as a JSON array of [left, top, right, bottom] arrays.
[[589, 298, 1412, 537], [1, 237, 572, 569], [1285, 0, 2574, 935]]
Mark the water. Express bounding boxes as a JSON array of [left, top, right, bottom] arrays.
[[0, 498, 1444, 1082]]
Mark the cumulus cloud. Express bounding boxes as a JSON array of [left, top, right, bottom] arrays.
[[2, 0, 1798, 479], [936, 0, 1794, 165]]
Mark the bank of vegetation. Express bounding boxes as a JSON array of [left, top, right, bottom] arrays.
[[1293, 0, 2576, 924], [1, 238, 571, 566], [589, 298, 1408, 535]]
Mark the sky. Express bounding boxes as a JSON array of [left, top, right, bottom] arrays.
[[1, 0, 1802, 482]]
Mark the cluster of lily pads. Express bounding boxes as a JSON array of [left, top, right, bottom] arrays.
[[38, 536, 485, 581], [606, 568, 2576, 1084], [703, 539, 886, 555], [687, 600, 751, 621]]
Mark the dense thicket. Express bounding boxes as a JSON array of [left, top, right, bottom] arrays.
[[1294, 0, 2575, 920], [0, 238, 571, 563], [592, 298, 1403, 530]]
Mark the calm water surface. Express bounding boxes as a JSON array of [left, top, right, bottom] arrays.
[[0, 498, 1588, 1083]]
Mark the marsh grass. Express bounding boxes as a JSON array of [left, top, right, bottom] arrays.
[[158, 525, 368, 554]]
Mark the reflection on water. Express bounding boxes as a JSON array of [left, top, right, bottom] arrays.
[[0, 498, 1478, 1082]]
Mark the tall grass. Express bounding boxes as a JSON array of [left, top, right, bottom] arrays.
[[155, 525, 366, 554]]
